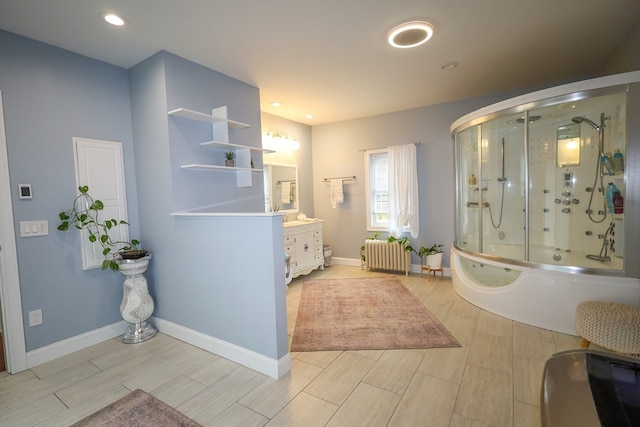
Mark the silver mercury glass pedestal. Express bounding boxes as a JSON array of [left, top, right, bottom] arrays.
[[117, 254, 157, 344]]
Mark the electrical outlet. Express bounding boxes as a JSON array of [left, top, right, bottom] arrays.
[[29, 309, 43, 327]]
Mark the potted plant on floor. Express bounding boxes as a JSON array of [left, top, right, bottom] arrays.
[[418, 243, 444, 270], [57, 185, 156, 343]]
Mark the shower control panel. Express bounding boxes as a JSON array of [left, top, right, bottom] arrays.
[[563, 171, 574, 187]]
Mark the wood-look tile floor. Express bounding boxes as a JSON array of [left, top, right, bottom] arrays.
[[0, 265, 584, 426]]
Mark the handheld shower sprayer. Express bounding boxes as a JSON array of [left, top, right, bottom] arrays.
[[497, 138, 507, 182], [489, 137, 507, 229], [574, 112, 612, 224]]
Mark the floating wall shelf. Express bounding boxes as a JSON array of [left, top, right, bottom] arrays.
[[168, 105, 272, 188]]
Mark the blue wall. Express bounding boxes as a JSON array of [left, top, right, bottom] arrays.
[[129, 51, 287, 360], [0, 30, 140, 351]]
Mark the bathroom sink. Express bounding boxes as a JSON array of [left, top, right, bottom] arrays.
[[283, 219, 320, 227]]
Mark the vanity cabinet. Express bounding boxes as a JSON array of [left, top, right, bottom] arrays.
[[283, 220, 324, 278], [168, 106, 273, 187]]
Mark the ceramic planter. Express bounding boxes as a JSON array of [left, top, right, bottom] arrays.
[[425, 252, 443, 269]]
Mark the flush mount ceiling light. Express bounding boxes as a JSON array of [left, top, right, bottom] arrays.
[[101, 12, 128, 26], [387, 21, 434, 48]]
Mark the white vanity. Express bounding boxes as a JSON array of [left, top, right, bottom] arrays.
[[283, 220, 324, 278]]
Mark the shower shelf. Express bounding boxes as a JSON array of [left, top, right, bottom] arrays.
[[466, 202, 490, 208]]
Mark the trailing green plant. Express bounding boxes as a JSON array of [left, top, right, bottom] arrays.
[[360, 232, 445, 263], [418, 243, 444, 257], [360, 232, 416, 261], [57, 186, 145, 271]]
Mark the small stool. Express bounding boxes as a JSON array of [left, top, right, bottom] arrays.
[[575, 301, 640, 355]]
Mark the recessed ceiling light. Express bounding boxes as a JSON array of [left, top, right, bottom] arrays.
[[306, 114, 314, 120], [101, 13, 128, 27], [271, 102, 282, 107], [387, 21, 434, 48], [441, 61, 458, 70]]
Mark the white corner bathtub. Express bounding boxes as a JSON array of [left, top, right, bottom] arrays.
[[450, 246, 640, 335]]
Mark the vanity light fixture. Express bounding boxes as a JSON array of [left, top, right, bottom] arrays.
[[387, 21, 434, 48], [263, 130, 300, 151], [101, 12, 128, 26]]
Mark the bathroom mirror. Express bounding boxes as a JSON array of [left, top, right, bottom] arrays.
[[557, 123, 581, 167], [264, 163, 298, 213]]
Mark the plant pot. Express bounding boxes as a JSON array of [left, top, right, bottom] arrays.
[[425, 253, 443, 270], [119, 249, 148, 260], [116, 254, 156, 344], [225, 159, 235, 167]]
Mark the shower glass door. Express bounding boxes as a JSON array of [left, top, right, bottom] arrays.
[[526, 92, 627, 270], [480, 114, 525, 260], [455, 125, 480, 253]]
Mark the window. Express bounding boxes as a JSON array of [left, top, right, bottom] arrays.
[[365, 149, 389, 230]]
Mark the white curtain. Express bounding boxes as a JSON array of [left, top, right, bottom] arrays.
[[388, 143, 419, 238]]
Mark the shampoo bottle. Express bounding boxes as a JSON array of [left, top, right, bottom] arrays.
[[605, 183, 618, 213], [613, 149, 624, 175]]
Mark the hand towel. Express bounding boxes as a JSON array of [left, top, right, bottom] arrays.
[[281, 181, 291, 204], [330, 179, 344, 208]]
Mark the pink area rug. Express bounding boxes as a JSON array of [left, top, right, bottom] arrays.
[[71, 389, 201, 427], [291, 277, 460, 352]]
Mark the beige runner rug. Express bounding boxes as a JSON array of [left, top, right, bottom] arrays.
[[71, 389, 201, 427], [291, 277, 460, 352]]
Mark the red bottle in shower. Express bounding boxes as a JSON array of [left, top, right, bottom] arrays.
[[613, 191, 624, 214]]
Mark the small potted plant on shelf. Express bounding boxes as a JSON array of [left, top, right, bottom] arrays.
[[418, 243, 444, 270], [57, 186, 147, 271], [225, 151, 236, 167]]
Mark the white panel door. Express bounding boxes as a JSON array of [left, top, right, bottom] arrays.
[[73, 137, 127, 269]]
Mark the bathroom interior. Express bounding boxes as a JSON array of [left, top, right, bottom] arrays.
[[451, 78, 640, 334]]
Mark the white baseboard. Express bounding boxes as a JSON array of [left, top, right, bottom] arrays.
[[25, 318, 291, 380], [331, 257, 361, 267], [153, 317, 291, 379], [332, 257, 450, 277], [27, 321, 127, 368]]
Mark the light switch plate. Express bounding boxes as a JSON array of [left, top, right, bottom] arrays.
[[20, 220, 49, 237]]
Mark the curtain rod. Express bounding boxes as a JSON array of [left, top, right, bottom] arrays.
[[322, 176, 356, 182], [358, 141, 421, 152]]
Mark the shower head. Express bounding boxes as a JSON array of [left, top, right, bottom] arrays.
[[572, 116, 601, 132]]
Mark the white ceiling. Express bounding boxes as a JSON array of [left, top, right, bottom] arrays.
[[1, 1, 639, 125]]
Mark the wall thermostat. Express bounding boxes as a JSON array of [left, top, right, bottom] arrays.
[[18, 184, 32, 199]]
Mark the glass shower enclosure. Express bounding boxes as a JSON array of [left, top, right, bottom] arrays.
[[453, 83, 640, 277]]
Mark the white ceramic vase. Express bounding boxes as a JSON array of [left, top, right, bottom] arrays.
[[117, 254, 157, 344]]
